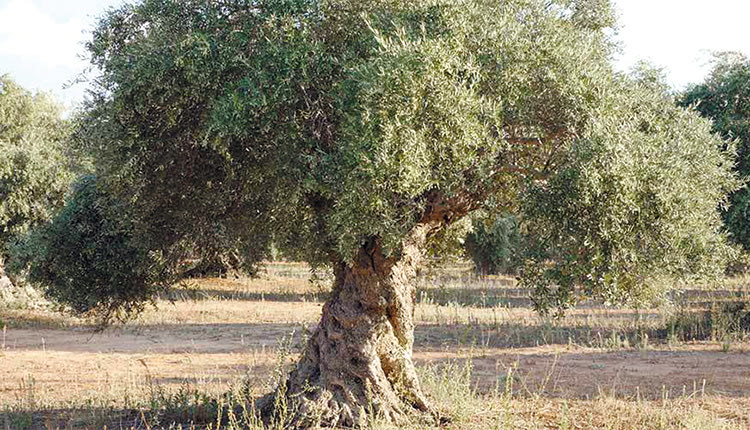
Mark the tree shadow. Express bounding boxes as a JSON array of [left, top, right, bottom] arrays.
[[1, 407, 144, 430], [416, 284, 750, 309], [160, 287, 329, 303], [2, 403, 249, 430], [414, 320, 682, 350], [417, 285, 530, 306]]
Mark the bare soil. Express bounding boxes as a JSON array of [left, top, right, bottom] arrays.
[[2, 269, 749, 429], [3, 312, 749, 405]]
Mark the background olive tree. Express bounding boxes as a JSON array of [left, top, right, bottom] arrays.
[[679, 52, 750, 251], [0, 75, 74, 288], [31, 0, 739, 426], [464, 212, 523, 276]]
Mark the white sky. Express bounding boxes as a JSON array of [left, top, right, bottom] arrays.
[[1, 0, 749, 111], [614, 0, 750, 90], [0, 0, 122, 110]]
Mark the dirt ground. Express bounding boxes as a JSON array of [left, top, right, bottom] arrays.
[[3, 312, 750, 406], [2, 270, 750, 428]]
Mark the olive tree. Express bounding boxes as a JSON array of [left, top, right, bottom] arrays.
[[73, 0, 736, 426], [0, 75, 73, 283], [465, 212, 523, 275], [679, 52, 750, 250]]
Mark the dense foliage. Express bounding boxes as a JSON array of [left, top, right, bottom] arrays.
[[0, 76, 73, 264], [79, 0, 613, 267], [522, 69, 737, 311], [22, 176, 163, 321], [679, 52, 750, 250], [65, 0, 738, 318], [464, 213, 523, 275]]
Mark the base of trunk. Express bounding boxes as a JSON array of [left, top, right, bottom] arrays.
[[259, 232, 439, 428], [258, 325, 434, 428]]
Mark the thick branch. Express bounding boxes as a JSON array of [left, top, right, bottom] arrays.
[[418, 189, 481, 227]]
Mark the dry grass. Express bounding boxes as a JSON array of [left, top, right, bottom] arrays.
[[2, 262, 749, 429]]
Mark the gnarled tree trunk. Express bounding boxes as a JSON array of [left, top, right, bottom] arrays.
[[261, 225, 436, 428], [0, 259, 15, 302]]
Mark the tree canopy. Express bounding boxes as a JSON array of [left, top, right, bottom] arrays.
[[0, 75, 73, 267], [75, 0, 737, 312], [522, 67, 737, 311], [679, 52, 750, 250], [22, 175, 161, 321]]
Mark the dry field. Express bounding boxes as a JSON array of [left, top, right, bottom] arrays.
[[2, 262, 750, 429]]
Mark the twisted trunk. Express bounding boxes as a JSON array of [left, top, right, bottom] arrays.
[[262, 226, 435, 428], [0, 260, 17, 305]]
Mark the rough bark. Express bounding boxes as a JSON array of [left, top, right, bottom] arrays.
[[0, 260, 14, 300], [261, 225, 436, 428]]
